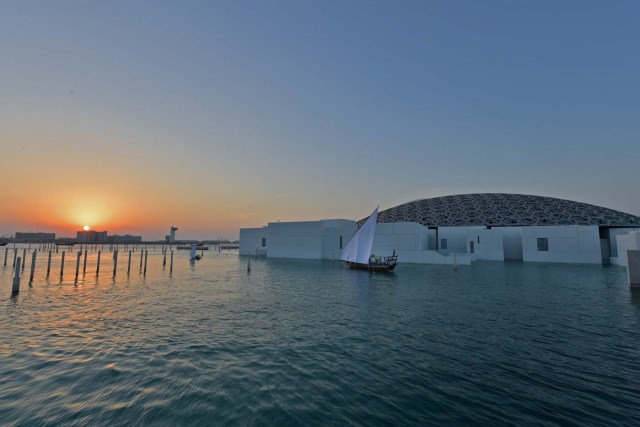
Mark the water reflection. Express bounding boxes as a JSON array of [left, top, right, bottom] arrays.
[[1, 251, 639, 426]]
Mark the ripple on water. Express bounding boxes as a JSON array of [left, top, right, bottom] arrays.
[[1, 255, 640, 425]]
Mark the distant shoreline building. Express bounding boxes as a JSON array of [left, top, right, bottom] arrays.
[[166, 226, 178, 243], [108, 234, 142, 244], [240, 193, 640, 266], [77, 230, 108, 243], [15, 232, 56, 243], [77, 230, 142, 244]]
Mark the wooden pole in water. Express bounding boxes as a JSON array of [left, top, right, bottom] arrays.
[[12, 248, 17, 268], [96, 250, 101, 275], [143, 250, 148, 277], [22, 248, 27, 271], [60, 251, 66, 280], [163, 251, 167, 268], [29, 250, 37, 284], [12, 257, 21, 295], [247, 258, 251, 273], [139, 250, 144, 273], [4, 247, 8, 266], [46, 250, 52, 277], [127, 250, 132, 275], [113, 249, 118, 277], [170, 250, 174, 274], [74, 251, 81, 282], [83, 249, 88, 274]]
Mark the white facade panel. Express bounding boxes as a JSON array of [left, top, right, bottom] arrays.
[[267, 221, 322, 260], [320, 220, 357, 260], [522, 225, 602, 264], [608, 228, 640, 257], [611, 231, 640, 266], [239, 227, 267, 256], [502, 227, 523, 261]]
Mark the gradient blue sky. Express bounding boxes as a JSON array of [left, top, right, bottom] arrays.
[[1, 1, 639, 239]]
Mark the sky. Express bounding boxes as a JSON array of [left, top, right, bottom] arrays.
[[1, 1, 639, 240]]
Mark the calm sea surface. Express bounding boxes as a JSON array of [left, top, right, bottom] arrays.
[[1, 245, 639, 426]]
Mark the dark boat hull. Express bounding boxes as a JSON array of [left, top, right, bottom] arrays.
[[346, 262, 397, 272]]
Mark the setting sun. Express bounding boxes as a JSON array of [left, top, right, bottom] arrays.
[[83, 225, 90, 231]]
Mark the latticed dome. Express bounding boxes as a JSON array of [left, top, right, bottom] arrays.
[[371, 194, 640, 227]]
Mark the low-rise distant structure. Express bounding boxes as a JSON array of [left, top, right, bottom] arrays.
[[56, 237, 77, 244], [166, 226, 178, 243], [15, 232, 56, 242], [108, 234, 142, 244], [77, 230, 108, 243], [76, 230, 142, 244]]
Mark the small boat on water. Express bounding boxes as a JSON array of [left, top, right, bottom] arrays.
[[189, 244, 202, 261], [341, 207, 398, 272], [0, 242, 8, 247]]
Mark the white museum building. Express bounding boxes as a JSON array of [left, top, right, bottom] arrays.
[[239, 194, 640, 266]]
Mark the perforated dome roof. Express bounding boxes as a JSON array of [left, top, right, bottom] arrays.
[[373, 194, 640, 227]]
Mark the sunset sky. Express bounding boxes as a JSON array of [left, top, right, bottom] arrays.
[[1, 1, 639, 240]]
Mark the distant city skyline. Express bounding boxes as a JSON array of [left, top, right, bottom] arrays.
[[1, 1, 639, 240]]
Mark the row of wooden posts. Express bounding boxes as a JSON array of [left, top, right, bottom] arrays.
[[6, 243, 179, 254], [8, 247, 176, 296]]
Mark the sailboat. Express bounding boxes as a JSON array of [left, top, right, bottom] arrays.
[[189, 244, 202, 261], [341, 207, 398, 272]]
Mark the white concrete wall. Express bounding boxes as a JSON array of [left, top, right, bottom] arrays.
[[628, 250, 640, 286], [502, 227, 523, 261], [607, 228, 640, 258], [368, 222, 471, 264], [264, 219, 357, 260], [321, 220, 357, 260], [239, 227, 267, 256], [400, 249, 472, 265], [469, 227, 505, 261], [611, 231, 640, 266], [437, 226, 505, 261], [522, 225, 602, 264], [267, 221, 323, 259], [372, 222, 428, 255], [240, 222, 611, 265], [436, 227, 468, 252]]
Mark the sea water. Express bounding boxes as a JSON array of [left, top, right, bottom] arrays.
[[1, 247, 639, 425]]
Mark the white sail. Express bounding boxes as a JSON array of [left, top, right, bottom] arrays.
[[341, 207, 378, 264], [189, 244, 197, 259]]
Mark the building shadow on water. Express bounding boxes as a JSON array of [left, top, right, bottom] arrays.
[[630, 287, 640, 306]]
